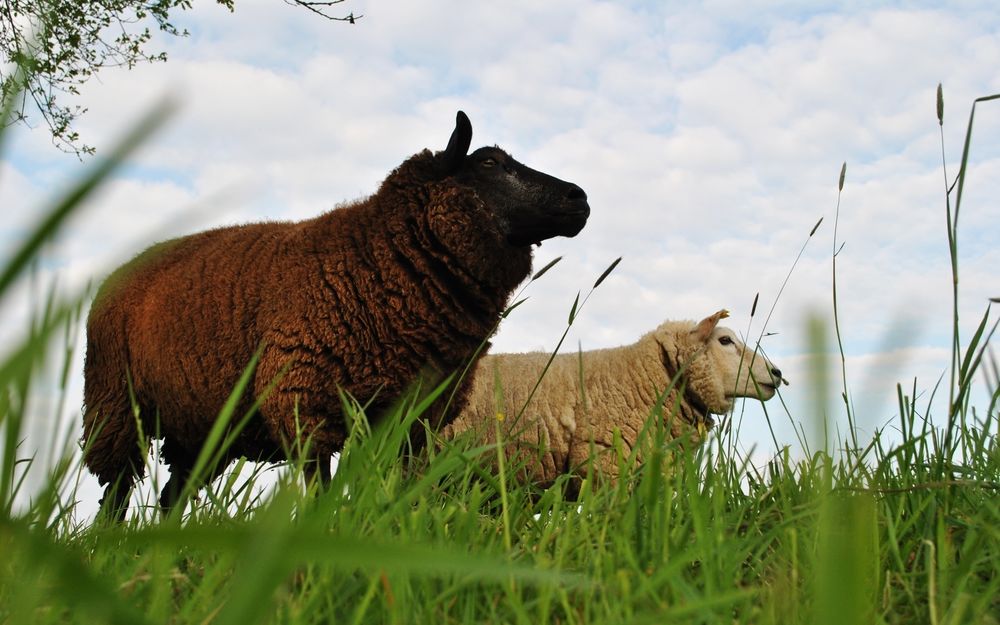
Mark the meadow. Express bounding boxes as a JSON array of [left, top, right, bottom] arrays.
[[1, 82, 998, 624]]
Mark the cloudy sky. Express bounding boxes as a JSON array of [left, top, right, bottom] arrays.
[[2, 1, 999, 517]]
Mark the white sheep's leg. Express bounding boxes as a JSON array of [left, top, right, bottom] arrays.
[[568, 427, 626, 488]]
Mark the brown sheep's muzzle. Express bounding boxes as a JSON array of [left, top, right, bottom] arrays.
[[507, 189, 591, 247]]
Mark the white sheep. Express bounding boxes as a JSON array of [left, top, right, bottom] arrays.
[[442, 310, 785, 488]]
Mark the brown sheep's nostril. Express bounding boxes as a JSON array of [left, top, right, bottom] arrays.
[[566, 185, 587, 201], [771, 367, 782, 379]]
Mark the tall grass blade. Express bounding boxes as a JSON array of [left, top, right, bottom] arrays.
[[952, 312, 998, 421], [567, 291, 580, 325], [531, 256, 562, 281], [830, 161, 858, 451], [952, 93, 1000, 226], [592, 256, 622, 288], [501, 297, 529, 318], [754, 216, 823, 352], [937, 83, 944, 126], [810, 217, 823, 236], [940, 89, 1000, 451]]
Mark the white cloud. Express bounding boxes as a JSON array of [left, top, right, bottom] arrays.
[[0, 162, 41, 245]]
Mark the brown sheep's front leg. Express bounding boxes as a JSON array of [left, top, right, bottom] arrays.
[[254, 343, 345, 488], [158, 462, 191, 515], [158, 436, 226, 516], [256, 384, 343, 488], [98, 474, 137, 523], [304, 456, 332, 488]]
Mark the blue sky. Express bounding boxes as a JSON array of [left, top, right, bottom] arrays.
[[2, 0, 999, 519]]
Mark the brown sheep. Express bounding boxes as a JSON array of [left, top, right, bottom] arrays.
[[83, 111, 591, 519], [442, 310, 785, 490]]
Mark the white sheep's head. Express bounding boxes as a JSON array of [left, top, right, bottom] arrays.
[[652, 309, 786, 416]]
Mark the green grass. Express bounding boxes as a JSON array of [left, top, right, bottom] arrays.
[[2, 80, 999, 624]]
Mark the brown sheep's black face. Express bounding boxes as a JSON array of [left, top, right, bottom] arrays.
[[439, 111, 590, 248]]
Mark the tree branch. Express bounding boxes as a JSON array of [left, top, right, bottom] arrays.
[[285, 0, 362, 23], [1, 0, 359, 156]]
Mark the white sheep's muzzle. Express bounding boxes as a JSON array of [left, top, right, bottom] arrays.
[[713, 328, 785, 404]]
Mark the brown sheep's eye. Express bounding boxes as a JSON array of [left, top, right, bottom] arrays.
[[719, 336, 734, 346], [481, 158, 497, 168]]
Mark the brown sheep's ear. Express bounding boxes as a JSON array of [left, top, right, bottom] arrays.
[[441, 110, 473, 173], [693, 309, 730, 342]]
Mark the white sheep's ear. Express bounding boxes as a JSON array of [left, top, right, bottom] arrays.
[[693, 309, 730, 342], [441, 110, 473, 173]]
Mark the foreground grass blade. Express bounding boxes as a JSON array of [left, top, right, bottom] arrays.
[[1, 519, 155, 625], [0, 97, 176, 299], [124, 505, 582, 625], [0, 295, 88, 515]]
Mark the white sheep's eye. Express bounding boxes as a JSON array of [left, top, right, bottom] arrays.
[[718, 336, 734, 346]]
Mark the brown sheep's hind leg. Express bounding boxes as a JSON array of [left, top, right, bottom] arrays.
[[304, 455, 332, 490], [98, 472, 136, 522], [91, 431, 147, 523], [158, 438, 232, 516], [84, 397, 148, 522], [158, 439, 197, 516]]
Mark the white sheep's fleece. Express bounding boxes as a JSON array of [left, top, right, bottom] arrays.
[[442, 310, 785, 488]]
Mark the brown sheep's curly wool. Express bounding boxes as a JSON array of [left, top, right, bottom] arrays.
[[82, 111, 590, 518]]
